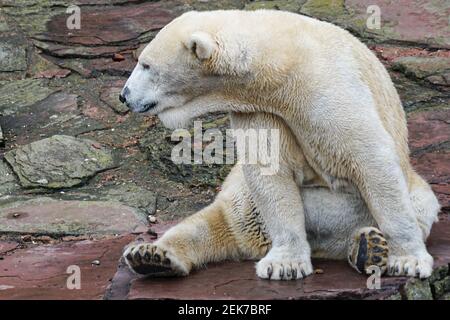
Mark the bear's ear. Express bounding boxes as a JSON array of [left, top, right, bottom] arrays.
[[187, 31, 217, 61]]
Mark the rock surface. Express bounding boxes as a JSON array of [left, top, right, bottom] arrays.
[[0, 35, 27, 72], [100, 82, 129, 115], [101, 219, 450, 300], [0, 197, 147, 236], [60, 182, 157, 215], [5, 135, 116, 189], [0, 161, 20, 196], [140, 114, 234, 189], [0, 92, 106, 147], [0, 235, 134, 300], [0, 79, 56, 116], [393, 56, 450, 86]]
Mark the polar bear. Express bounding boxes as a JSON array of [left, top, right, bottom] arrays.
[[119, 10, 440, 280]]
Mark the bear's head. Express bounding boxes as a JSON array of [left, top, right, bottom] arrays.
[[119, 11, 270, 129]]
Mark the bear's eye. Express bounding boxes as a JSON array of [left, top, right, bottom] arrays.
[[141, 63, 150, 70]]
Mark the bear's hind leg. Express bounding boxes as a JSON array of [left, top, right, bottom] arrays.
[[123, 199, 241, 277], [347, 173, 440, 278], [347, 227, 389, 275]]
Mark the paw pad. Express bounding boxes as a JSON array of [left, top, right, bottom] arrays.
[[348, 227, 389, 275], [123, 242, 186, 277]]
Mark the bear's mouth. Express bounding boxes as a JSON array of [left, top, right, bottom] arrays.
[[139, 101, 158, 113]]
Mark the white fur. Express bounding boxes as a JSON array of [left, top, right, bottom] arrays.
[[188, 32, 217, 60]]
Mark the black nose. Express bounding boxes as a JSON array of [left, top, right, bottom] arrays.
[[119, 86, 130, 104]]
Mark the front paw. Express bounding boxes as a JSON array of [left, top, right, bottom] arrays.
[[387, 251, 433, 279], [256, 252, 313, 280], [123, 242, 189, 277]]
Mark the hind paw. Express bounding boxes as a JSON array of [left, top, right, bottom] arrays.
[[123, 242, 189, 277], [348, 227, 389, 275], [387, 250, 433, 278]]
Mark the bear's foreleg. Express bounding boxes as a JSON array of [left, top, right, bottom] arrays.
[[242, 164, 313, 280], [123, 199, 241, 276]]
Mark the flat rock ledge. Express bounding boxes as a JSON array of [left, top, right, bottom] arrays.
[[4, 135, 116, 189], [0, 214, 448, 300], [0, 197, 147, 236], [105, 219, 450, 300]]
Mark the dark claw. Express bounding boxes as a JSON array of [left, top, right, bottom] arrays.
[[395, 265, 399, 274], [388, 265, 394, 274], [267, 265, 273, 279], [286, 267, 292, 279], [163, 257, 171, 265], [153, 253, 161, 263], [143, 252, 151, 262], [133, 251, 142, 263], [404, 266, 409, 275], [279, 264, 284, 279], [292, 268, 297, 279], [301, 269, 307, 278], [126, 252, 133, 262]]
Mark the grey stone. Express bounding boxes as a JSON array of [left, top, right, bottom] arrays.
[[0, 161, 20, 196], [392, 57, 450, 83], [403, 278, 433, 300], [98, 183, 157, 215], [60, 183, 157, 216], [100, 86, 129, 115], [0, 79, 55, 116], [428, 264, 449, 283], [0, 13, 9, 32], [4, 135, 116, 189], [140, 114, 234, 189], [440, 292, 450, 300], [0, 92, 107, 146], [431, 276, 450, 299], [0, 36, 27, 72], [0, 197, 146, 236], [386, 293, 403, 300]]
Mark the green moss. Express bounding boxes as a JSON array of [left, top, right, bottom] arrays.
[[245, 0, 305, 12], [403, 278, 433, 300], [300, 0, 346, 19]]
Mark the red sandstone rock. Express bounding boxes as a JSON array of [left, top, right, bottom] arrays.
[[0, 235, 134, 300], [411, 151, 450, 210], [104, 221, 450, 300], [37, 2, 174, 46], [346, 0, 450, 48], [35, 69, 71, 79], [408, 109, 450, 151], [0, 241, 19, 255], [112, 53, 125, 62]]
